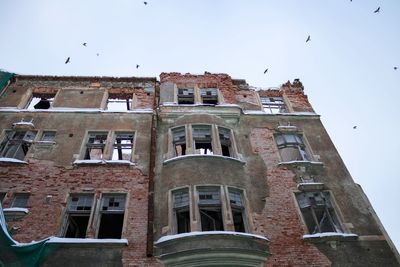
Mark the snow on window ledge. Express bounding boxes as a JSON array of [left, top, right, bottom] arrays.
[[3, 208, 29, 214], [104, 160, 136, 166], [278, 160, 324, 167], [35, 141, 56, 145], [276, 125, 298, 131], [303, 232, 358, 243], [155, 231, 269, 244], [0, 157, 28, 164], [46, 237, 128, 245], [73, 159, 135, 166], [297, 182, 325, 191], [163, 154, 245, 165]]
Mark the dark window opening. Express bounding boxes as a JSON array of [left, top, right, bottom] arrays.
[[0, 192, 6, 204], [172, 127, 186, 156], [173, 189, 190, 234], [219, 127, 232, 157], [296, 192, 342, 234], [84, 132, 108, 160], [98, 213, 124, 239], [193, 125, 213, 155], [112, 133, 134, 160], [11, 193, 29, 208], [201, 88, 218, 105], [65, 215, 90, 238], [232, 209, 245, 232], [200, 208, 224, 231], [229, 190, 246, 232], [177, 88, 194, 104], [27, 93, 55, 110], [275, 133, 309, 161], [0, 131, 36, 160], [176, 210, 190, 234]]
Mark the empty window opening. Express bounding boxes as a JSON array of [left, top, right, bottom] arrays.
[[0, 130, 36, 160], [41, 131, 56, 142], [0, 192, 6, 204], [84, 132, 108, 160], [201, 88, 218, 105], [27, 93, 55, 110], [11, 193, 29, 208], [98, 195, 126, 239], [173, 189, 190, 234], [107, 94, 132, 111], [275, 133, 309, 161], [172, 127, 186, 156], [112, 133, 134, 160], [177, 88, 194, 104], [296, 192, 342, 234], [198, 188, 224, 231], [63, 195, 93, 238], [193, 125, 213, 155], [219, 127, 232, 157], [260, 96, 286, 114], [229, 190, 246, 232]]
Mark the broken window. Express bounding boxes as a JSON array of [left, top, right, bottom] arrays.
[[41, 131, 56, 142], [84, 132, 108, 160], [198, 187, 224, 231], [173, 189, 190, 234], [107, 94, 132, 111], [296, 192, 342, 234], [98, 194, 126, 239], [27, 93, 55, 110], [192, 125, 213, 155], [11, 193, 29, 208], [177, 88, 194, 104], [200, 88, 218, 105], [275, 133, 310, 161], [0, 192, 6, 204], [112, 133, 134, 161], [172, 127, 186, 157], [0, 130, 36, 160], [228, 189, 246, 232], [260, 96, 286, 114], [63, 194, 94, 238], [219, 127, 232, 157]]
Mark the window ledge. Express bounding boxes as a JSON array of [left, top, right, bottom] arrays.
[[0, 157, 28, 164], [3, 208, 29, 221], [73, 159, 136, 166], [278, 160, 323, 167], [297, 182, 325, 191], [163, 154, 245, 166], [35, 141, 56, 146], [302, 232, 358, 243], [46, 237, 128, 246]]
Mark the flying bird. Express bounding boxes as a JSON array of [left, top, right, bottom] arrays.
[[353, 126, 357, 129], [65, 57, 70, 64], [394, 67, 398, 70], [144, 1, 147, 5], [136, 64, 140, 69], [83, 43, 87, 46], [374, 7, 380, 13], [306, 35, 311, 42], [96, 53, 99, 56], [264, 68, 268, 74]]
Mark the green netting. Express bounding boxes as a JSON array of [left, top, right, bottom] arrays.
[[0, 70, 14, 93], [0, 203, 56, 267]]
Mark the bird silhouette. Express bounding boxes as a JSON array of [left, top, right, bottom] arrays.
[[353, 126, 357, 129], [264, 68, 268, 74], [96, 53, 99, 56], [144, 1, 147, 5], [83, 43, 87, 46], [374, 7, 380, 13], [394, 67, 398, 70], [306, 35, 311, 42], [136, 64, 140, 69], [65, 57, 70, 64]]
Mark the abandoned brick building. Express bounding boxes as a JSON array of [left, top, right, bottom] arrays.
[[0, 71, 399, 266]]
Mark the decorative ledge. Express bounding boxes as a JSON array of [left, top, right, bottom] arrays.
[[0, 157, 28, 164], [297, 182, 325, 191], [73, 160, 135, 166], [163, 154, 245, 166], [278, 160, 324, 168], [46, 237, 128, 247], [155, 231, 270, 267], [303, 232, 358, 243]]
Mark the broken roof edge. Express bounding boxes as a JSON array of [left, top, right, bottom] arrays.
[[14, 74, 158, 83]]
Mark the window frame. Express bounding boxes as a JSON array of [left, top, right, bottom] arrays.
[[106, 93, 134, 111], [96, 193, 127, 239], [260, 96, 287, 114], [175, 86, 221, 105], [11, 193, 30, 208], [111, 132, 135, 161], [26, 92, 57, 110], [274, 132, 311, 162], [0, 130, 37, 160], [83, 132, 109, 160]]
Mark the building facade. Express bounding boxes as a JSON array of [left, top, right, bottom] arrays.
[[0, 71, 398, 266]]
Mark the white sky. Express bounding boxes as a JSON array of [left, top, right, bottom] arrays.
[[0, 0, 399, 251]]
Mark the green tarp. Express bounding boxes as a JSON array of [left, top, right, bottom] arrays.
[[0, 70, 14, 93]]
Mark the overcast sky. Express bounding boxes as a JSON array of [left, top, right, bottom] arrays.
[[0, 0, 399, 251]]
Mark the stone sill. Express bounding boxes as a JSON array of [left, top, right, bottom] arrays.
[[303, 232, 358, 243], [278, 160, 324, 168], [45, 237, 129, 247], [0, 157, 28, 165], [297, 182, 325, 191], [73, 160, 136, 166], [163, 154, 245, 166], [3, 208, 29, 221]]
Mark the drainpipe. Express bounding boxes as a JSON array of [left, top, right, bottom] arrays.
[[146, 79, 159, 257]]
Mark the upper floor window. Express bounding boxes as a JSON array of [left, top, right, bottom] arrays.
[[62, 194, 94, 238], [112, 133, 134, 160], [260, 96, 286, 114], [11, 193, 30, 208], [0, 130, 36, 160], [275, 133, 310, 161], [169, 186, 248, 235], [296, 191, 343, 234], [41, 131, 56, 142], [177, 88, 194, 104], [27, 93, 56, 110], [98, 194, 126, 239], [168, 124, 238, 160], [201, 88, 218, 105], [107, 94, 132, 111], [84, 132, 108, 160]]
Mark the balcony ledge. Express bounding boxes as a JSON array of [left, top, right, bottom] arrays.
[[163, 154, 245, 166], [303, 232, 358, 243]]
